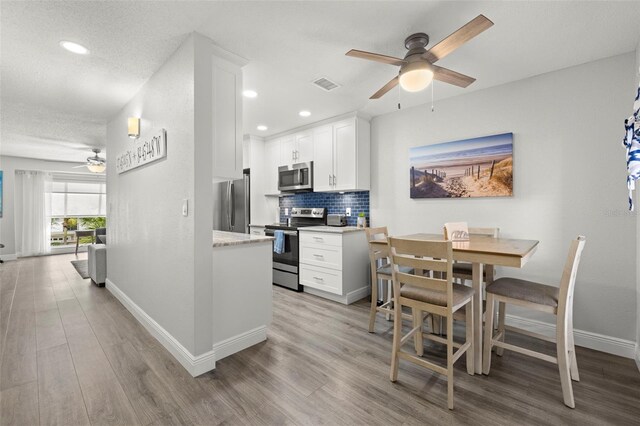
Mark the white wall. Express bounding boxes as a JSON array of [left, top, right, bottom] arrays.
[[371, 53, 637, 346], [107, 36, 198, 354], [0, 155, 97, 259]]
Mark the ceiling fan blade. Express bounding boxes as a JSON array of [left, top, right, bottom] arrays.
[[346, 49, 406, 66], [370, 76, 399, 99], [72, 165, 88, 168], [432, 65, 476, 88], [425, 15, 494, 62]]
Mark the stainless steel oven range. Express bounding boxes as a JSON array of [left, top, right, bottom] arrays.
[[264, 207, 327, 291]]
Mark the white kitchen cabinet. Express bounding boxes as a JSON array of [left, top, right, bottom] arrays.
[[281, 132, 313, 164], [298, 229, 369, 305], [280, 135, 296, 164], [264, 138, 282, 195], [312, 117, 370, 192], [295, 131, 314, 163], [312, 125, 334, 191], [210, 53, 243, 180]]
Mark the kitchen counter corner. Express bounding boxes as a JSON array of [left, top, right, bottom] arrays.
[[298, 226, 364, 234], [213, 230, 274, 247]]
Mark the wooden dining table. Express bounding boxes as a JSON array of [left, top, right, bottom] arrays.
[[376, 233, 539, 374]]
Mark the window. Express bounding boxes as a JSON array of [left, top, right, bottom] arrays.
[[50, 174, 106, 247]]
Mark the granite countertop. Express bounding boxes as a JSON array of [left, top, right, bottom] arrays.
[[298, 226, 364, 234], [213, 230, 274, 247]]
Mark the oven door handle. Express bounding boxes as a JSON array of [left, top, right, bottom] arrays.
[[265, 230, 298, 236]]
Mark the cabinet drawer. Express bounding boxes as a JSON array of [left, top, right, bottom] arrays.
[[299, 231, 342, 247], [300, 244, 342, 270], [300, 264, 342, 295]]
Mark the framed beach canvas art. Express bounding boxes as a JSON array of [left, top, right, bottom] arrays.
[[409, 133, 513, 199]]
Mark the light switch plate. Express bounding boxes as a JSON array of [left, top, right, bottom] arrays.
[[182, 199, 189, 217], [346, 207, 351, 217]]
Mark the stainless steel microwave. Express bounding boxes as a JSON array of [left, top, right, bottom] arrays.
[[278, 162, 313, 193]]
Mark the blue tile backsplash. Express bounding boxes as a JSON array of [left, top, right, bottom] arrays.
[[279, 191, 369, 227]]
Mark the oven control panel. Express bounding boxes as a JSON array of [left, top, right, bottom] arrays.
[[291, 207, 325, 218]]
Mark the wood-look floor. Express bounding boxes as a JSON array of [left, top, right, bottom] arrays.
[[1, 253, 639, 425]]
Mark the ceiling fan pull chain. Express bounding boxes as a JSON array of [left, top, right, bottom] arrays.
[[397, 84, 401, 110], [431, 81, 435, 112]]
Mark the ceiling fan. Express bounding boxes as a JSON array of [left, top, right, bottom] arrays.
[[346, 15, 494, 99], [73, 148, 106, 173]]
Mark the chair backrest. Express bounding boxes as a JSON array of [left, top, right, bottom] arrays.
[[443, 222, 469, 241], [95, 227, 107, 236], [444, 223, 499, 240], [365, 226, 390, 264], [388, 237, 454, 308], [468, 227, 499, 238], [557, 235, 587, 317]]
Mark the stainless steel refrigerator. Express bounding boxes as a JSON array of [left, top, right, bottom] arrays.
[[217, 169, 250, 234]]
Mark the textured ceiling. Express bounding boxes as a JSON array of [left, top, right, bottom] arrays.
[[2, 1, 640, 162]]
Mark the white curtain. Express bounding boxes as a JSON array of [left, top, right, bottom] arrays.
[[15, 171, 52, 256]]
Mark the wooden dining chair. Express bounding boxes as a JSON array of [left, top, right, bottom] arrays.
[[365, 227, 413, 332], [444, 224, 500, 284], [482, 236, 586, 408], [388, 237, 474, 410]]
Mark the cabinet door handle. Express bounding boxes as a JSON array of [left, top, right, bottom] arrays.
[[329, 173, 332, 186], [313, 276, 324, 281], [313, 236, 324, 241], [313, 253, 324, 258], [332, 175, 336, 186]]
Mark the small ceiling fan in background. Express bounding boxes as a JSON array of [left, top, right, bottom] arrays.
[[346, 15, 494, 99], [73, 148, 106, 173]]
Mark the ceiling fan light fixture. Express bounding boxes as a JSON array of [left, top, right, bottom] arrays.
[[87, 163, 106, 173], [399, 62, 434, 93]]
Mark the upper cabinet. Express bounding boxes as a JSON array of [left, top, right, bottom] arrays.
[[193, 33, 247, 181], [313, 117, 370, 192], [262, 113, 370, 195], [280, 132, 313, 165], [210, 55, 243, 180], [264, 138, 281, 195]]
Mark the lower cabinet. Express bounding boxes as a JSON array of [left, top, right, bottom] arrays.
[[298, 230, 369, 305]]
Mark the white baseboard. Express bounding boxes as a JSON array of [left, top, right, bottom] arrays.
[[0, 253, 17, 261], [106, 278, 266, 377], [304, 284, 369, 305], [213, 326, 267, 362], [505, 314, 636, 359]]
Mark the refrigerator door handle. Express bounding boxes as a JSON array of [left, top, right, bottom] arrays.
[[226, 181, 232, 230], [230, 181, 236, 229]]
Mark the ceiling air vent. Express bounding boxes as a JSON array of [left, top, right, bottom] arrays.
[[312, 77, 340, 92]]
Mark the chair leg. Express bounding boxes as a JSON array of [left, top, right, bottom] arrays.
[[447, 314, 454, 410], [466, 302, 474, 376], [413, 309, 423, 356], [386, 281, 393, 321], [557, 321, 575, 408], [568, 310, 580, 381], [496, 301, 506, 356], [483, 294, 495, 374], [368, 275, 379, 333], [390, 297, 402, 382]]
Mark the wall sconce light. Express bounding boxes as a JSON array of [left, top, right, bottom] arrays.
[[128, 117, 140, 139]]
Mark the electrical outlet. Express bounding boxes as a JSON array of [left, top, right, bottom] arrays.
[[284, 208, 289, 216], [346, 207, 351, 217]]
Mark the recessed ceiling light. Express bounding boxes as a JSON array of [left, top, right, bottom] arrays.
[[299, 110, 311, 117], [59, 40, 90, 55], [243, 90, 257, 98], [257, 125, 268, 131]]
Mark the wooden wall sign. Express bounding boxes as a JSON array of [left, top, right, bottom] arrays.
[[116, 129, 167, 174]]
